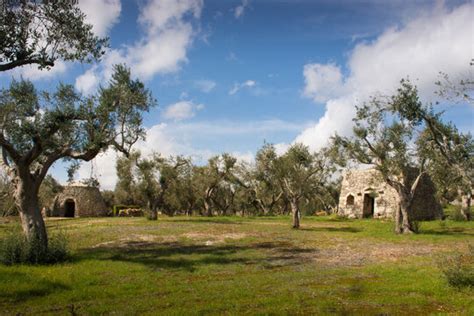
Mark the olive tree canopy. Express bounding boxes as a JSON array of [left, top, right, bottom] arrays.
[[0, 0, 107, 72]]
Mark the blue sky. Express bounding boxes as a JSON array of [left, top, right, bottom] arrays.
[[1, 0, 472, 189]]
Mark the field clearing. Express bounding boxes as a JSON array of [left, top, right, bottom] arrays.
[[0, 216, 473, 315]]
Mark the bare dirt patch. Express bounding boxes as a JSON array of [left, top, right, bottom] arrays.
[[93, 234, 161, 248], [183, 232, 250, 245], [264, 239, 461, 268]]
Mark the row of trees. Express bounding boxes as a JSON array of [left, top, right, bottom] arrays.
[[110, 143, 339, 228]]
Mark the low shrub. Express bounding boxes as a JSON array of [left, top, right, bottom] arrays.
[[449, 206, 468, 221], [439, 245, 474, 288], [0, 228, 69, 265]]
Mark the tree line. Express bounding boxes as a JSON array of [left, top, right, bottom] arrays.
[[107, 143, 340, 229]]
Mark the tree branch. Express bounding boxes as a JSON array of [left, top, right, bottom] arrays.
[[0, 58, 54, 72], [0, 134, 21, 164]]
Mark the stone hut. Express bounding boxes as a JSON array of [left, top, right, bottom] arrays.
[[50, 183, 108, 217], [338, 169, 443, 220]]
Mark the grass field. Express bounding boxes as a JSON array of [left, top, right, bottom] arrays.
[[0, 215, 473, 315]]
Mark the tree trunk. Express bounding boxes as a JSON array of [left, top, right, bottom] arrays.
[[460, 191, 472, 221], [290, 198, 300, 229], [394, 205, 403, 234], [147, 200, 158, 220], [149, 209, 158, 220], [204, 198, 212, 217], [397, 193, 415, 234], [15, 177, 48, 247]]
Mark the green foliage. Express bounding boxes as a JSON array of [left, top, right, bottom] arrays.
[[0, 0, 108, 71], [331, 79, 445, 233], [114, 151, 140, 205], [101, 190, 115, 210], [448, 205, 469, 222], [0, 169, 16, 216], [439, 245, 474, 288], [0, 228, 68, 265]]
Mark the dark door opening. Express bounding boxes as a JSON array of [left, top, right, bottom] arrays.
[[362, 194, 374, 218], [64, 199, 75, 217]]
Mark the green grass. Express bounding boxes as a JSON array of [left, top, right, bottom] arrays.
[[0, 215, 473, 315]]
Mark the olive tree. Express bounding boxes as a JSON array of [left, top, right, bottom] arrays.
[[0, 0, 107, 72], [0, 65, 154, 248], [410, 113, 473, 221], [332, 80, 435, 234], [194, 154, 238, 216], [250, 143, 284, 215], [275, 143, 334, 228]]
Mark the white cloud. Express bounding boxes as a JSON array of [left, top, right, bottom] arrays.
[[78, 0, 121, 37], [234, 0, 249, 19], [296, 3, 473, 152], [162, 100, 204, 121], [232, 151, 254, 164], [229, 80, 257, 95], [75, 0, 203, 92], [194, 79, 216, 92], [302, 63, 345, 103], [10, 61, 68, 81], [75, 67, 100, 95]]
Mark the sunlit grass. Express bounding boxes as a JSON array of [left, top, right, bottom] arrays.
[[0, 215, 472, 315]]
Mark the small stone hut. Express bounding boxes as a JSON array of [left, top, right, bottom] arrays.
[[50, 183, 108, 217], [338, 169, 443, 220]]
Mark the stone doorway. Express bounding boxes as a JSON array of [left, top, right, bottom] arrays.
[[363, 194, 374, 218], [65, 199, 75, 217]]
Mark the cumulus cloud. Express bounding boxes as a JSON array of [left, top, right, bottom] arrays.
[[302, 63, 345, 103], [75, 0, 203, 93], [296, 3, 473, 152], [229, 80, 256, 95], [234, 0, 249, 19], [162, 101, 204, 121], [78, 0, 121, 37], [75, 67, 100, 95], [194, 79, 217, 92], [10, 61, 68, 81]]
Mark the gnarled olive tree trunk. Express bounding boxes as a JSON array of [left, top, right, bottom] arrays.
[[204, 187, 215, 217], [460, 191, 472, 221], [290, 197, 300, 229], [14, 175, 48, 247], [394, 189, 416, 234]]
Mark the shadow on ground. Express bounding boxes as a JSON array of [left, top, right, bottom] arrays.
[[166, 218, 244, 225], [77, 240, 317, 272], [420, 227, 474, 237], [300, 226, 362, 233], [0, 271, 70, 303]]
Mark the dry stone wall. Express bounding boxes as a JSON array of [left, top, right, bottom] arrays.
[[338, 169, 443, 220]]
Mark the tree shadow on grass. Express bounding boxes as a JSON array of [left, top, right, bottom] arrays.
[[0, 271, 70, 303], [76, 240, 317, 272], [166, 218, 244, 225], [300, 226, 362, 233], [419, 227, 474, 237]]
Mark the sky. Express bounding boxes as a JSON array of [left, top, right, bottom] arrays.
[[0, 0, 472, 190]]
